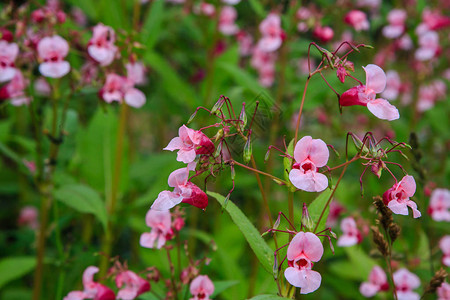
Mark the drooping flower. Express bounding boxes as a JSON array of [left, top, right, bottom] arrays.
[[63, 266, 115, 300], [37, 35, 70, 78], [99, 73, 146, 108], [360, 266, 389, 297], [151, 167, 208, 211], [0, 40, 18, 82], [383, 175, 421, 218], [189, 275, 214, 300], [88, 23, 118, 66], [344, 10, 370, 31], [284, 232, 324, 294], [164, 125, 214, 164], [289, 136, 329, 192], [393, 268, 421, 300], [0, 71, 30, 106], [440, 235, 450, 267], [337, 217, 362, 247], [218, 6, 239, 36], [340, 64, 399, 121], [257, 13, 284, 52], [140, 209, 173, 249], [116, 270, 150, 299], [428, 188, 450, 222], [437, 281, 450, 300], [382, 9, 407, 39]]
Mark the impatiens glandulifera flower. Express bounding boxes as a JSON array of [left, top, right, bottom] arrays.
[[289, 136, 329, 192], [340, 64, 399, 121], [381, 70, 401, 100], [151, 167, 208, 211], [0, 71, 30, 106], [126, 61, 147, 86], [236, 30, 253, 56], [88, 23, 118, 66], [18, 205, 39, 230], [382, 9, 407, 39], [326, 201, 345, 228], [428, 188, 450, 222], [417, 80, 446, 112], [222, 0, 240, 4], [218, 6, 239, 36], [415, 30, 440, 61], [284, 231, 323, 294], [189, 275, 214, 300], [116, 270, 150, 299], [359, 266, 389, 297], [164, 125, 214, 164], [140, 209, 173, 249], [437, 281, 450, 300], [0, 40, 18, 82], [383, 175, 421, 218], [250, 46, 277, 87], [37, 35, 70, 78], [63, 266, 115, 300], [337, 217, 362, 247], [344, 10, 370, 31], [393, 268, 421, 300], [313, 26, 334, 43], [440, 235, 450, 267], [257, 13, 285, 52], [34, 77, 51, 96], [99, 73, 146, 108]]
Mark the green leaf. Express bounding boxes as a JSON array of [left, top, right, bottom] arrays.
[[283, 138, 295, 190], [211, 280, 239, 297], [248, 0, 265, 18], [308, 188, 333, 233], [0, 256, 36, 289], [54, 184, 107, 230], [140, 0, 165, 49], [208, 192, 274, 274], [248, 295, 290, 300]]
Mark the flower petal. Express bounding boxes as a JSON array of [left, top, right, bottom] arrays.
[[363, 64, 386, 94], [388, 200, 409, 215], [360, 282, 380, 297], [151, 190, 183, 211], [367, 98, 399, 121], [39, 61, 70, 78], [299, 270, 322, 294], [124, 88, 146, 108], [287, 232, 323, 262]]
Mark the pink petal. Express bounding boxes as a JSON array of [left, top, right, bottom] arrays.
[[190, 275, 214, 296], [177, 149, 197, 163], [367, 98, 399, 121], [139, 232, 158, 248], [39, 61, 70, 78], [369, 266, 387, 286], [337, 234, 358, 247], [339, 86, 367, 106], [88, 46, 115, 66], [164, 137, 184, 151], [293, 136, 313, 162], [124, 88, 146, 108], [63, 291, 87, 300], [382, 25, 404, 39], [151, 190, 183, 210], [400, 175, 416, 197], [257, 37, 282, 52], [397, 291, 420, 300], [82, 266, 99, 291], [388, 200, 409, 215], [393, 268, 421, 289], [168, 168, 189, 187], [145, 209, 172, 228], [363, 64, 386, 94], [439, 236, 450, 253], [360, 282, 379, 297], [289, 170, 328, 192], [284, 267, 304, 287], [182, 182, 208, 210], [0, 67, 16, 83], [407, 201, 421, 218], [287, 232, 323, 262], [308, 139, 329, 167], [299, 270, 322, 294]]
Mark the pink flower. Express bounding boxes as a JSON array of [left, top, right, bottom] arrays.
[[18, 206, 39, 230], [236, 30, 253, 56], [428, 189, 450, 222], [437, 282, 450, 300], [440, 235, 450, 267], [33, 77, 51, 96], [126, 61, 147, 86], [381, 70, 401, 100], [417, 80, 446, 112], [393, 268, 421, 300], [422, 9, 450, 31], [344, 10, 369, 31], [37, 35, 70, 78], [383, 175, 421, 218], [250, 46, 277, 87], [415, 30, 440, 61], [64, 266, 115, 300], [289, 136, 329, 192], [360, 266, 389, 297], [0, 40, 18, 82], [164, 125, 214, 163], [221, 0, 240, 4], [340, 64, 399, 121], [0, 71, 30, 106], [189, 275, 214, 300], [151, 167, 208, 211], [116, 270, 150, 299], [337, 217, 362, 247], [218, 6, 239, 36], [382, 9, 407, 39], [257, 13, 284, 52], [194, 2, 216, 17], [99, 74, 146, 108], [284, 232, 323, 294], [326, 201, 345, 227], [313, 26, 334, 43], [88, 23, 118, 66], [140, 209, 173, 249]]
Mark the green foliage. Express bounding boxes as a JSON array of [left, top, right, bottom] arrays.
[[0, 257, 36, 289]]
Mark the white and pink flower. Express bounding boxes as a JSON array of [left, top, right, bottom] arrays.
[[88, 23, 118, 66], [18, 206, 39, 230], [383, 9, 407, 39], [116, 270, 150, 299], [0, 40, 18, 82], [218, 6, 239, 36], [344, 10, 369, 31], [63, 266, 115, 300], [383, 175, 421, 218], [337, 217, 362, 247], [428, 188, 450, 222], [0, 71, 30, 106], [257, 13, 284, 52], [393, 268, 421, 300], [37, 35, 70, 78], [440, 235, 450, 267], [140, 209, 173, 249], [360, 266, 389, 297], [99, 73, 146, 108], [189, 275, 214, 300], [437, 281, 450, 300]]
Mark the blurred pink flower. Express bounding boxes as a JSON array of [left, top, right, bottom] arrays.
[[393, 268, 421, 300], [422, 9, 450, 31], [219, 6, 239, 36], [284, 232, 323, 294], [250, 46, 277, 87], [37, 35, 70, 78], [340, 64, 399, 121], [0, 71, 30, 106], [151, 167, 208, 210], [99, 74, 146, 108], [417, 80, 446, 112], [344, 10, 369, 31], [326, 201, 345, 228], [164, 125, 214, 163], [313, 26, 334, 43], [360, 266, 389, 297], [221, 0, 240, 4], [189, 275, 214, 300], [194, 2, 216, 17], [337, 217, 362, 247], [289, 136, 329, 192], [140, 209, 173, 249], [257, 13, 284, 52], [64, 266, 115, 300], [415, 30, 440, 61], [437, 281, 450, 300], [381, 70, 401, 100], [383, 175, 421, 218], [116, 270, 150, 299], [34, 77, 51, 96], [440, 235, 450, 267], [126, 61, 147, 86], [236, 30, 253, 56], [88, 23, 118, 66], [18, 206, 39, 230], [382, 9, 407, 39], [0, 40, 18, 82], [428, 188, 450, 222]]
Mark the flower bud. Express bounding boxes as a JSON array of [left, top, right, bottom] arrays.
[[243, 138, 252, 164], [239, 104, 247, 132], [301, 203, 314, 230]]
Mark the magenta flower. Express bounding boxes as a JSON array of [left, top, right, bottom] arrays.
[[257, 13, 284, 52], [189, 275, 214, 300], [218, 6, 239, 36], [393, 268, 421, 300], [99, 74, 146, 108], [151, 167, 208, 211], [140, 209, 173, 249], [63, 266, 115, 300], [344, 10, 370, 31], [164, 125, 214, 164], [326, 201, 345, 228], [284, 232, 323, 294], [37, 35, 70, 78], [18, 205, 39, 230], [0, 71, 30, 106], [126, 61, 147, 86], [440, 235, 450, 267], [116, 270, 150, 299], [88, 23, 118, 66], [340, 64, 399, 121], [313, 26, 334, 43], [360, 266, 389, 297], [437, 281, 450, 300], [337, 217, 362, 247], [383, 175, 421, 218], [289, 136, 329, 192], [382, 9, 407, 39], [0, 40, 18, 82], [428, 188, 450, 222]]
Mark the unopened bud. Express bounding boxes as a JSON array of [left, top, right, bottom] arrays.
[[214, 141, 222, 157], [301, 203, 314, 230], [243, 138, 252, 164], [239, 103, 247, 132], [187, 110, 197, 124], [273, 214, 281, 230], [336, 66, 347, 83], [264, 149, 270, 163], [211, 97, 225, 114], [273, 255, 278, 279], [230, 166, 235, 181]]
